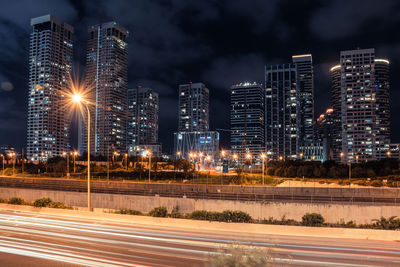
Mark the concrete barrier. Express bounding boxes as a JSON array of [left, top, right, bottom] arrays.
[[0, 187, 399, 224]]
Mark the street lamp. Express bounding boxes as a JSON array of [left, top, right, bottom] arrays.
[[1, 154, 4, 176], [73, 151, 78, 173], [261, 153, 266, 185], [387, 151, 391, 158], [124, 153, 128, 170], [9, 152, 15, 176], [72, 93, 92, 211], [246, 153, 252, 172], [145, 150, 151, 183], [355, 155, 359, 164]]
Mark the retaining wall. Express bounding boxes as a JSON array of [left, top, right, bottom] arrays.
[[0, 187, 399, 224]]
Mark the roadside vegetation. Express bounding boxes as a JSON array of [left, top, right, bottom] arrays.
[[1, 199, 400, 230]]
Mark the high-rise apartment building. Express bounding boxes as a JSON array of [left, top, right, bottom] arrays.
[[127, 87, 161, 156], [331, 48, 390, 162], [27, 15, 74, 161], [178, 82, 209, 132], [315, 108, 334, 161], [79, 21, 129, 156], [265, 64, 299, 160], [330, 64, 342, 162], [231, 82, 264, 162], [292, 54, 314, 144]]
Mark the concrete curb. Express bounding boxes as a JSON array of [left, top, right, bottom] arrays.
[[0, 203, 399, 242]]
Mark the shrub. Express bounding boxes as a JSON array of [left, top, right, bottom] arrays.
[[370, 180, 383, 187], [372, 216, 400, 230], [149, 206, 168, 217], [48, 201, 69, 209], [189, 210, 252, 223], [33, 197, 53, 207], [0, 198, 7, 203], [169, 206, 183, 218], [8, 197, 24, 205], [301, 213, 325, 227], [190, 210, 220, 221], [118, 209, 142, 215], [220, 210, 252, 223]]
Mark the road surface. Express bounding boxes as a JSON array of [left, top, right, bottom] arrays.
[[0, 210, 399, 266]]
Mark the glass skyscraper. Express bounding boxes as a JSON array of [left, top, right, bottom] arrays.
[[27, 15, 74, 161], [79, 21, 129, 156]]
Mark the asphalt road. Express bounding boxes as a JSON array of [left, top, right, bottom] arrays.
[[0, 210, 399, 266]]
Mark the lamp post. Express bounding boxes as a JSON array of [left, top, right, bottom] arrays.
[[146, 150, 152, 183], [124, 153, 128, 170], [261, 153, 266, 185], [1, 155, 4, 176], [73, 151, 78, 173], [299, 152, 304, 161], [246, 153, 251, 173], [387, 151, 391, 158], [9, 153, 15, 176], [72, 93, 92, 211]]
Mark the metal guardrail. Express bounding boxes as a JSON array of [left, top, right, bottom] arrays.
[[0, 177, 398, 205]]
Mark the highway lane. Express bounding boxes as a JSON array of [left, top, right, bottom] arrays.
[[0, 210, 399, 266]]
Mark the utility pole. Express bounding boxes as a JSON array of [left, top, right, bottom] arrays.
[[107, 145, 110, 184], [21, 149, 24, 173]]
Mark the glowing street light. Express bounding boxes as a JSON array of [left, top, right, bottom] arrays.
[[145, 150, 152, 183], [71, 93, 92, 211], [261, 153, 266, 185], [1, 154, 4, 176], [299, 152, 304, 160], [8, 152, 15, 176], [387, 151, 391, 158]]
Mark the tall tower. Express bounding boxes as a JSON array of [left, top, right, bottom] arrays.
[[292, 54, 314, 144], [230, 82, 264, 161], [27, 15, 74, 161], [127, 87, 159, 147], [334, 48, 390, 162], [265, 64, 299, 160], [178, 82, 209, 132], [80, 22, 129, 156], [330, 64, 342, 162]]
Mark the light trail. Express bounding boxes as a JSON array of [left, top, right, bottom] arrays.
[[0, 210, 399, 266]]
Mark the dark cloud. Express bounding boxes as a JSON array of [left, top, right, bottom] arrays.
[[1, 0, 400, 151]]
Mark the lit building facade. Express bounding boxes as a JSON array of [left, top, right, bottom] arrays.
[[174, 131, 219, 159], [127, 87, 161, 157], [315, 108, 334, 161], [230, 82, 264, 162], [178, 82, 209, 132], [27, 15, 74, 161], [79, 21, 129, 156], [292, 54, 314, 144], [265, 64, 299, 160], [332, 48, 390, 163]]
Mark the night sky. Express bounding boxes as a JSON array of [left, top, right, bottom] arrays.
[[1, 0, 400, 153]]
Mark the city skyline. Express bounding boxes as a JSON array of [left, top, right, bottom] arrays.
[[1, 1, 400, 153]]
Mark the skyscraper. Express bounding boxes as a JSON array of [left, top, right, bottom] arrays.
[[292, 54, 314, 144], [174, 82, 219, 159], [330, 64, 342, 162], [27, 15, 74, 161], [178, 82, 209, 132], [265, 64, 299, 160], [127, 87, 161, 156], [231, 82, 264, 162], [79, 21, 129, 156], [332, 48, 390, 162]]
